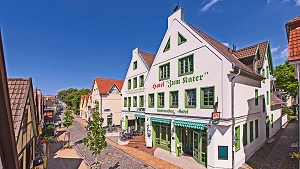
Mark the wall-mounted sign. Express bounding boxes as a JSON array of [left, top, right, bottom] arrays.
[[125, 88, 145, 94], [177, 109, 188, 114], [212, 112, 220, 120], [212, 120, 219, 125], [157, 109, 189, 114], [152, 82, 165, 89], [104, 108, 110, 112]]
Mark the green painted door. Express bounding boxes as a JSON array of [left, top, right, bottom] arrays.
[[200, 131, 207, 166], [266, 116, 270, 138], [193, 131, 200, 162], [176, 127, 183, 156]]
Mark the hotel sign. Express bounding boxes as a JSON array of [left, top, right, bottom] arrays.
[[157, 109, 188, 114], [152, 72, 209, 89], [125, 87, 145, 94]]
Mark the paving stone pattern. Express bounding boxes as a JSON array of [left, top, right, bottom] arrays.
[[68, 119, 154, 169]]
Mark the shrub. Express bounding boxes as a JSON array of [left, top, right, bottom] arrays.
[[282, 107, 295, 116]]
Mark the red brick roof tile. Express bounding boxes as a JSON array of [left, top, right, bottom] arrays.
[[272, 93, 284, 105], [140, 51, 155, 68], [7, 78, 30, 137], [234, 45, 257, 59], [94, 78, 124, 94], [287, 16, 300, 25], [288, 28, 300, 61]]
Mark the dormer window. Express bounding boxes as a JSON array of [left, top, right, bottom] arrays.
[[163, 37, 170, 52], [178, 32, 187, 45]]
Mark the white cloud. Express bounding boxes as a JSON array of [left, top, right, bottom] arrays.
[[282, 0, 289, 2], [296, 0, 300, 6], [271, 46, 280, 52], [222, 43, 229, 47], [201, 0, 222, 12], [267, 0, 273, 4], [276, 47, 288, 59]]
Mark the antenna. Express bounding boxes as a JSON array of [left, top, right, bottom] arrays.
[[232, 44, 236, 52]]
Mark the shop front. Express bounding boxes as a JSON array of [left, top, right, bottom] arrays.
[[134, 114, 145, 136], [151, 118, 172, 151], [174, 120, 207, 166]]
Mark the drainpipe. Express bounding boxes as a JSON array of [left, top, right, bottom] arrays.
[[231, 67, 241, 169], [100, 95, 103, 118]]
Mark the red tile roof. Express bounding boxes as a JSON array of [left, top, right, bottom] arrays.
[[140, 51, 156, 68], [94, 78, 124, 94], [7, 78, 30, 137], [234, 45, 257, 59], [187, 23, 263, 78], [287, 16, 300, 24], [272, 93, 284, 105], [288, 28, 300, 61]]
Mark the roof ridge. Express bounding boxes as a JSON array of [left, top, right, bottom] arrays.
[[235, 41, 268, 52], [94, 77, 124, 81]]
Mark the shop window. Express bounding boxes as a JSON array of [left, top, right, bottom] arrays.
[[179, 54, 194, 76], [133, 77, 137, 89], [124, 97, 127, 107], [255, 119, 259, 138], [243, 123, 247, 146], [133, 96, 137, 107], [148, 94, 154, 108], [185, 89, 196, 108], [139, 95, 144, 107], [163, 37, 170, 52], [263, 98, 266, 112], [218, 146, 228, 160], [255, 89, 258, 106], [128, 79, 131, 90], [139, 75, 144, 87], [178, 32, 187, 45], [157, 92, 165, 108], [266, 91, 269, 105], [200, 86, 215, 109], [170, 91, 178, 108], [133, 61, 137, 70], [128, 97, 131, 107], [155, 122, 171, 151], [235, 126, 241, 152], [250, 121, 254, 142], [159, 63, 170, 80]]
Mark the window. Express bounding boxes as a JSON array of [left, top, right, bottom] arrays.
[[178, 32, 187, 45], [133, 96, 137, 107], [128, 97, 131, 107], [263, 98, 266, 112], [159, 63, 170, 80], [179, 54, 194, 76], [201, 87, 215, 108], [271, 114, 274, 128], [163, 37, 170, 52], [255, 119, 259, 139], [170, 91, 179, 108], [185, 89, 196, 108], [255, 89, 258, 105], [218, 146, 228, 160], [243, 123, 247, 146], [157, 92, 165, 108], [139, 75, 144, 87], [133, 77, 137, 89], [124, 97, 127, 107], [139, 95, 144, 107], [128, 79, 131, 90], [148, 94, 154, 108], [133, 61, 137, 70], [235, 126, 241, 151], [266, 91, 269, 105], [262, 68, 265, 83], [250, 121, 254, 142], [266, 66, 269, 79]]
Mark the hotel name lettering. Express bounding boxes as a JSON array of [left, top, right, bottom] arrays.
[[157, 109, 188, 114], [152, 72, 209, 89]]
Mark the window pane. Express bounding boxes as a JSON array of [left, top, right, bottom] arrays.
[[187, 90, 196, 106], [218, 146, 228, 160]]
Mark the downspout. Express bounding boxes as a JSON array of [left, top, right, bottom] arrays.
[[100, 95, 103, 118], [231, 67, 241, 169]]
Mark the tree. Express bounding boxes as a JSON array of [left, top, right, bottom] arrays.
[[63, 108, 74, 148], [83, 101, 107, 167], [273, 60, 298, 98], [57, 88, 78, 107], [71, 88, 90, 113]]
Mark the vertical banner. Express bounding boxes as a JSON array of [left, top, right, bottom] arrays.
[[146, 116, 152, 147]]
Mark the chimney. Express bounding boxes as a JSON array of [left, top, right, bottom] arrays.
[[133, 46, 140, 56], [168, 8, 184, 28]]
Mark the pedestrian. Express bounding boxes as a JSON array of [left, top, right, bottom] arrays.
[[54, 130, 58, 143], [58, 120, 62, 128]]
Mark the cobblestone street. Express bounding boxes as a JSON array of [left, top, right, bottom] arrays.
[[68, 117, 154, 169]]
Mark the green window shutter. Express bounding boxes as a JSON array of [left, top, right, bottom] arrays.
[[178, 32, 187, 45], [266, 91, 269, 105], [271, 114, 274, 128], [255, 119, 259, 139], [128, 79, 131, 90], [124, 97, 127, 107], [255, 89, 258, 105], [263, 98, 266, 112], [250, 121, 254, 142], [243, 123, 247, 146], [235, 126, 241, 151], [163, 37, 170, 52]]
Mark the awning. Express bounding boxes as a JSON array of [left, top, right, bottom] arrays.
[[174, 120, 206, 130], [151, 117, 170, 124], [134, 114, 145, 118]]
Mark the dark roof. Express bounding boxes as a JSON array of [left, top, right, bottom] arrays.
[[187, 23, 263, 78], [7, 78, 30, 138], [94, 78, 124, 94], [272, 93, 284, 105], [140, 51, 156, 68]]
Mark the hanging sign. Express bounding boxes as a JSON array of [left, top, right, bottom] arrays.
[[211, 112, 220, 120]]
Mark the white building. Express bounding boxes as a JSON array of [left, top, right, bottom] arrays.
[[122, 8, 283, 169]]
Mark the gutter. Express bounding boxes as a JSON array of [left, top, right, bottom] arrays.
[[230, 66, 241, 169]]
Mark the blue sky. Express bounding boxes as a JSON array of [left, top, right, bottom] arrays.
[[0, 0, 299, 95]]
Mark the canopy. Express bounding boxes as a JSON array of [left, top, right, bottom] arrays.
[[173, 120, 206, 130], [151, 117, 170, 124], [134, 114, 145, 118]]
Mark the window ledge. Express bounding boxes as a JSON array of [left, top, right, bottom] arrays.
[[170, 106, 178, 108], [179, 71, 193, 77], [185, 106, 196, 108]]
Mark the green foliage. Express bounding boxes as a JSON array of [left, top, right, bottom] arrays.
[[71, 88, 90, 110], [63, 108, 74, 129], [282, 107, 295, 116], [56, 88, 90, 110], [273, 60, 298, 98], [43, 124, 55, 137], [83, 101, 107, 155]]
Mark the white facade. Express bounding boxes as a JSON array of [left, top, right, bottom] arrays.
[[122, 8, 282, 169]]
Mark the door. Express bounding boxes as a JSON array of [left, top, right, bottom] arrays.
[[200, 132, 207, 166], [266, 116, 270, 138], [193, 131, 200, 162], [176, 127, 183, 156]]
